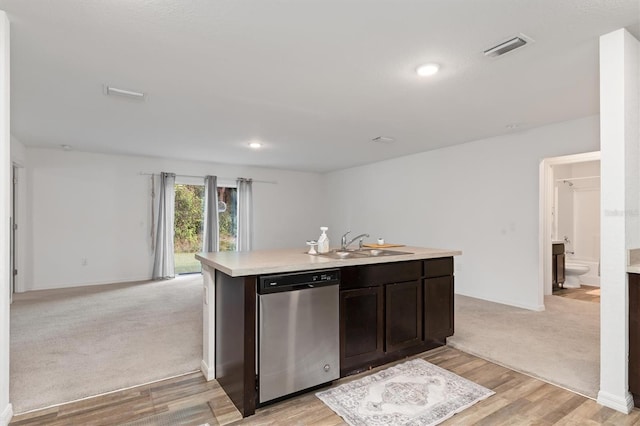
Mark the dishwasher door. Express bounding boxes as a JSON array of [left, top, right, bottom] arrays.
[[258, 284, 339, 404]]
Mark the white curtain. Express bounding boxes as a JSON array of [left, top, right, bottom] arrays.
[[152, 172, 176, 279], [237, 178, 253, 251], [202, 175, 219, 252]]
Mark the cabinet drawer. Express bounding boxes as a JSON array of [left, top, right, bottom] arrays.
[[424, 257, 453, 278], [341, 261, 422, 289]]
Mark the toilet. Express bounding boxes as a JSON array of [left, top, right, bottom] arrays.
[[564, 262, 590, 288]]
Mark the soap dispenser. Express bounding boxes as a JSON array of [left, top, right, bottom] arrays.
[[317, 227, 330, 254]]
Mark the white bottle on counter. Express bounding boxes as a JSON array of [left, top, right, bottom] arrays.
[[317, 227, 330, 253]]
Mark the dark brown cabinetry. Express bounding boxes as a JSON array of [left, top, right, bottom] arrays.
[[629, 273, 640, 407], [340, 287, 384, 371], [340, 258, 454, 376], [425, 276, 454, 341], [552, 243, 565, 289], [385, 280, 423, 353], [424, 257, 454, 341]]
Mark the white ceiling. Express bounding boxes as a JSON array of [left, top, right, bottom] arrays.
[[2, 1, 639, 172]]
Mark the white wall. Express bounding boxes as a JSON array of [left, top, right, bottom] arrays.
[[0, 10, 10, 426], [25, 148, 326, 291], [9, 136, 24, 165], [326, 115, 600, 310], [598, 28, 639, 414]]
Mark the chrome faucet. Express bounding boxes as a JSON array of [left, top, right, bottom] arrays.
[[341, 231, 370, 250]]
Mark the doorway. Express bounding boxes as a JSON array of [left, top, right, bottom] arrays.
[[174, 183, 205, 274], [539, 151, 601, 307], [173, 182, 238, 275]]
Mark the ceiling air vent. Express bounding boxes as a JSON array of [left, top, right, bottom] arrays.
[[103, 85, 146, 100], [371, 136, 395, 144], [484, 35, 531, 57]]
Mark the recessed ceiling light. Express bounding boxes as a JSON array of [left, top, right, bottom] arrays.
[[248, 142, 262, 149], [60, 144, 72, 151], [416, 63, 440, 77], [505, 123, 520, 130]]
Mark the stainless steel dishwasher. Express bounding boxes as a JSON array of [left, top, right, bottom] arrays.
[[257, 269, 340, 404]]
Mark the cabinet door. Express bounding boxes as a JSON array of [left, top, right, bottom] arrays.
[[385, 281, 423, 353], [630, 274, 640, 403], [340, 287, 384, 374], [556, 253, 565, 285], [424, 276, 454, 341]]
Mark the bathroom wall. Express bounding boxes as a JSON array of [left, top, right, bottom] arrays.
[[554, 164, 574, 244], [553, 160, 601, 285]]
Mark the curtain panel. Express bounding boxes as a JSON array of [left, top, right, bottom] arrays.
[[202, 175, 219, 252], [237, 178, 253, 251], [152, 172, 176, 279]]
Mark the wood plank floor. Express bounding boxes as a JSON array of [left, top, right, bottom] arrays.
[[554, 285, 601, 303], [10, 346, 640, 425]]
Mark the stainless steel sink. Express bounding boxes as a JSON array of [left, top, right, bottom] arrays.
[[357, 248, 414, 257], [313, 248, 413, 259], [314, 250, 370, 260]]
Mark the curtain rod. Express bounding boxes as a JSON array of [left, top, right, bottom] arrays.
[[139, 172, 277, 184]]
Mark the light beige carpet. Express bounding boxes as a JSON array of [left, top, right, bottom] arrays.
[[10, 275, 203, 413], [448, 294, 599, 398]]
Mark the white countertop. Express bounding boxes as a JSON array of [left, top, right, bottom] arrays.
[[196, 246, 462, 277]]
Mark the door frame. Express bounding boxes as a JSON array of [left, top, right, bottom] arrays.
[[10, 162, 25, 296]]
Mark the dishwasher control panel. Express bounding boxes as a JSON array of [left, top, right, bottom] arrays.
[[258, 269, 340, 294]]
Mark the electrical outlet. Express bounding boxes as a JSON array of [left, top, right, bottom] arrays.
[[81, 258, 88, 266]]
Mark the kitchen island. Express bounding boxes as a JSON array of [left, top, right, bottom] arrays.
[[196, 246, 461, 417]]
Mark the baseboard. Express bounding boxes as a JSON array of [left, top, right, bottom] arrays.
[[597, 390, 634, 414], [455, 291, 545, 312], [0, 403, 13, 426], [201, 359, 215, 381]]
